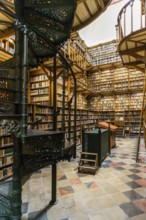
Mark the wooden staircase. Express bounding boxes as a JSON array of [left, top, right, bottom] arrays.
[[78, 152, 98, 175]]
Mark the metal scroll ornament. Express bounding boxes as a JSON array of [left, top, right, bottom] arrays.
[[0, 120, 21, 137]]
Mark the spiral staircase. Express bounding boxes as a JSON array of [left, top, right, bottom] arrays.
[[0, 0, 77, 219], [116, 0, 146, 161]]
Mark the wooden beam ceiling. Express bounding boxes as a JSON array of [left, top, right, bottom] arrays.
[[98, 0, 105, 9]]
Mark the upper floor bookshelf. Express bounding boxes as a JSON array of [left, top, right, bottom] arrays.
[[87, 40, 121, 66], [88, 66, 144, 94]]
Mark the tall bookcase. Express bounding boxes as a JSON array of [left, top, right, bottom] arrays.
[[87, 64, 144, 136]]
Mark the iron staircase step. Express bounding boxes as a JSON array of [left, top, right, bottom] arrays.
[[24, 8, 69, 30], [24, 0, 76, 8], [0, 180, 12, 217]]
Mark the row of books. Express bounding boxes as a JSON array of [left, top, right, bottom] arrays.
[[0, 147, 13, 157], [31, 96, 50, 103], [0, 136, 13, 146], [30, 74, 48, 82], [0, 155, 13, 167], [31, 81, 49, 89], [0, 166, 12, 180], [0, 127, 9, 135]]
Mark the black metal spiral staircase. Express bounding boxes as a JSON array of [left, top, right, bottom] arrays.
[[0, 0, 77, 219]]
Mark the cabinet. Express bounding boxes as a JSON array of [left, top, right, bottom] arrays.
[[82, 128, 110, 166], [0, 128, 13, 181]]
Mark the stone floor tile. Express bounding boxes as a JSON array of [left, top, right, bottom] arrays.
[[104, 206, 129, 220], [133, 198, 146, 212], [120, 202, 143, 217]]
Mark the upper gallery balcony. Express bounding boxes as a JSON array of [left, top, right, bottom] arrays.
[[116, 0, 146, 73]]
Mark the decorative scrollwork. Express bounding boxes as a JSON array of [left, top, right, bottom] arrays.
[[0, 120, 21, 137], [0, 81, 6, 88], [0, 102, 14, 114], [0, 200, 12, 216], [0, 181, 12, 216], [0, 90, 9, 101], [21, 132, 64, 175]]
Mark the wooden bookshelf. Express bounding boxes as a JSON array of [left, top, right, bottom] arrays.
[[87, 40, 121, 66], [29, 68, 50, 105], [87, 61, 144, 137], [0, 128, 13, 181]]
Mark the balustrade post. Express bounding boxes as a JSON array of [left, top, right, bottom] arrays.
[[145, 0, 146, 27], [119, 16, 122, 41], [61, 65, 66, 157], [53, 54, 57, 131], [130, 0, 133, 33], [22, 24, 28, 144], [140, 0, 143, 28], [124, 7, 126, 36], [115, 24, 119, 41]]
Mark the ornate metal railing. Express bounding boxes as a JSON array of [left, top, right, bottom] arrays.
[[116, 0, 146, 41]]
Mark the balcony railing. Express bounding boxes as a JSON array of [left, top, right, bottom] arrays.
[[116, 0, 146, 41]]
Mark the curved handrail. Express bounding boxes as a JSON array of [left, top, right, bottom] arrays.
[[116, 0, 146, 41]]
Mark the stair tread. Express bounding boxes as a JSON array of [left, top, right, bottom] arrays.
[[0, 180, 12, 198], [81, 152, 98, 156], [80, 159, 97, 162], [78, 165, 98, 170], [0, 114, 23, 118]]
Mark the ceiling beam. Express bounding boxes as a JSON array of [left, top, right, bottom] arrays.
[[0, 0, 14, 9], [77, 0, 87, 4], [0, 20, 12, 26], [123, 60, 145, 72], [120, 45, 146, 55], [98, 0, 105, 9], [84, 2, 92, 17]]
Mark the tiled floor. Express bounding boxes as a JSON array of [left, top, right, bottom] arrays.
[[22, 137, 146, 220]]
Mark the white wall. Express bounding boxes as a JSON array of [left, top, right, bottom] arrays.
[[79, 0, 140, 46]]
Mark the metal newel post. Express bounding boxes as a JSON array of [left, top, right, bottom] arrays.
[[53, 55, 57, 131], [12, 137, 22, 220], [22, 25, 28, 144], [51, 54, 57, 205], [61, 66, 66, 157], [50, 162, 57, 205], [11, 22, 24, 220]]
